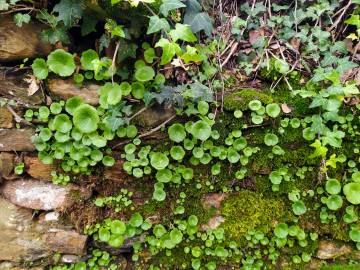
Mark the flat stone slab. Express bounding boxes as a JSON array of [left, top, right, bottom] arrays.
[[0, 129, 35, 152], [1, 179, 89, 210], [48, 79, 99, 105]]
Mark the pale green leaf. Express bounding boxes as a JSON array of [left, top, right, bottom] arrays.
[[160, 0, 186, 17], [147, 16, 170, 35]]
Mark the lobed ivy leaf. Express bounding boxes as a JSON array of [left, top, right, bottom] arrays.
[[159, 0, 186, 17], [169, 23, 197, 42], [155, 38, 181, 65], [13, 13, 31, 27], [147, 15, 170, 35], [184, 12, 213, 37], [0, 0, 9, 10], [53, 0, 84, 27]]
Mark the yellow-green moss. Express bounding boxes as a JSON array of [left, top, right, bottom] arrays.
[[224, 88, 273, 111], [220, 190, 285, 241]]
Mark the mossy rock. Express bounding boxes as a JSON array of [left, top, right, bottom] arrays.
[[224, 88, 273, 111], [220, 190, 285, 241]]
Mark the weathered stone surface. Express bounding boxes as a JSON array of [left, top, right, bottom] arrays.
[[42, 230, 87, 255], [0, 107, 14, 128], [0, 152, 15, 178], [48, 79, 99, 105], [0, 68, 44, 105], [0, 179, 90, 210], [104, 160, 127, 183], [0, 129, 35, 152], [0, 16, 52, 62], [24, 156, 55, 181], [317, 240, 352, 259], [0, 197, 88, 263]]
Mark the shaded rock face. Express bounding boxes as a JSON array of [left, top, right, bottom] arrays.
[[0, 107, 14, 128], [0, 152, 15, 179], [316, 240, 352, 259], [0, 68, 44, 105], [1, 179, 91, 210], [0, 129, 35, 152], [24, 156, 55, 181], [0, 197, 88, 263], [0, 16, 52, 62]]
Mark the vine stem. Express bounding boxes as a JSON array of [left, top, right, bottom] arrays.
[[111, 41, 121, 85], [128, 106, 148, 121], [113, 114, 176, 149]]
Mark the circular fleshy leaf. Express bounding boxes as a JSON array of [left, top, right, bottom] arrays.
[[47, 49, 75, 77], [73, 104, 99, 133]]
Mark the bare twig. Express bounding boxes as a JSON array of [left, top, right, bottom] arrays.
[[113, 114, 176, 149], [6, 105, 33, 126], [328, 0, 352, 31], [128, 106, 148, 121]]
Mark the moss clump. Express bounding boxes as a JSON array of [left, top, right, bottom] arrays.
[[221, 190, 285, 241], [224, 88, 273, 111]]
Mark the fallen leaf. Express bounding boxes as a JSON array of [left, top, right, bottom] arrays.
[[290, 38, 300, 52], [249, 29, 265, 46], [281, 103, 292, 113], [24, 76, 39, 96]]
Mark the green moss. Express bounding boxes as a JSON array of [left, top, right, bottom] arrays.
[[220, 190, 285, 241], [224, 88, 273, 111], [321, 264, 360, 270]]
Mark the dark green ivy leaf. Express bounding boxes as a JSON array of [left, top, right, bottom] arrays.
[[160, 0, 186, 17], [184, 12, 213, 36], [53, 0, 84, 27], [81, 15, 98, 36], [41, 27, 70, 44], [147, 16, 170, 35]]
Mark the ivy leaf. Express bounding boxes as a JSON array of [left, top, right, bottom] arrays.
[[107, 102, 130, 131], [40, 27, 70, 44], [160, 0, 186, 17], [13, 13, 31, 27], [53, 0, 84, 27], [0, 0, 9, 10], [155, 38, 181, 65], [345, 14, 360, 28], [169, 23, 197, 42], [322, 130, 345, 148], [111, 25, 125, 38], [153, 85, 185, 107], [184, 12, 213, 36], [147, 16, 170, 35], [81, 15, 98, 36], [309, 139, 328, 159], [99, 34, 110, 52], [181, 45, 201, 63], [336, 57, 358, 74], [117, 39, 138, 63], [183, 82, 213, 102]]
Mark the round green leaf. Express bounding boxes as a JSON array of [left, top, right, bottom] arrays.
[[32, 58, 48, 80], [249, 100, 262, 111], [80, 49, 99, 70], [325, 179, 341, 195], [264, 133, 279, 146], [73, 104, 99, 133], [343, 182, 360, 204], [266, 103, 281, 118], [168, 123, 186, 142], [135, 66, 155, 82], [170, 145, 185, 160], [150, 152, 169, 170], [65, 96, 84, 115], [53, 114, 73, 133], [190, 120, 211, 141], [47, 49, 75, 77], [326, 194, 343, 210], [274, 223, 288, 238]]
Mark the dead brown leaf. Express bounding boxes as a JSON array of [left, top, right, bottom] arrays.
[[249, 28, 265, 46], [281, 103, 292, 113], [24, 76, 39, 96]]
